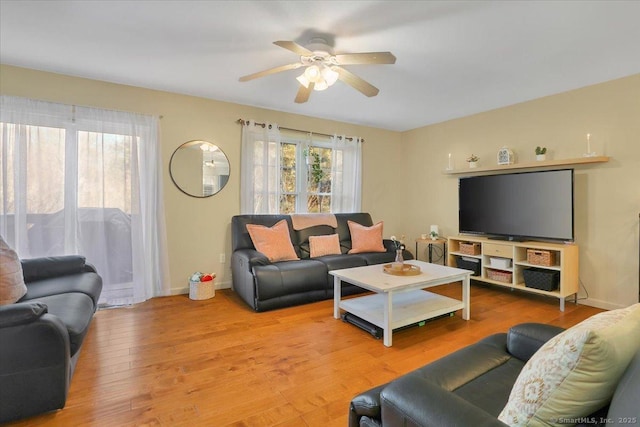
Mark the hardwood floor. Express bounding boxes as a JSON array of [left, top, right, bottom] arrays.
[[9, 283, 603, 427]]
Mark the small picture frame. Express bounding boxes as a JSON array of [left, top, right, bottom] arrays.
[[497, 147, 514, 165]]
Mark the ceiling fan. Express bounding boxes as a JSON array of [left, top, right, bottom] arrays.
[[239, 38, 396, 103]]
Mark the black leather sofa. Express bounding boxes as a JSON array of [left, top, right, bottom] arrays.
[[231, 213, 412, 312], [349, 322, 640, 427], [0, 256, 103, 423]]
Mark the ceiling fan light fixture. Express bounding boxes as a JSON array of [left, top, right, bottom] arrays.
[[322, 66, 339, 87], [304, 65, 321, 82], [313, 79, 329, 91], [296, 74, 310, 88]]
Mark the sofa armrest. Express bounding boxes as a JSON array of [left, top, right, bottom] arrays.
[[0, 307, 71, 423], [0, 302, 48, 327], [506, 323, 565, 362], [232, 248, 271, 269], [380, 376, 509, 427], [20, 255, 91, 282], [349, 383, 387, 427]]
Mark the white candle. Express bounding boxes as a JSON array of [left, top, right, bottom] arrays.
[[587, 133, 591, 154], [448, 153, 452, 169]]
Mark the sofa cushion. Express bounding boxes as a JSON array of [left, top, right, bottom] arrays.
[[347, 221, 385, 254], [29, 293, 96, 356], [0, 236, 27, 305], [252, 259, 328, 301], [499, 303, 640, 426], [20, 272, 103, 307], [309, 234, 341, 258], [247, 219, 299, 262]]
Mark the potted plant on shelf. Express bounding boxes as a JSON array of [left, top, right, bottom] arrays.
[[535, 146, 547, 161], [429, 230, 439, 241], [467, 154, 479, 168]]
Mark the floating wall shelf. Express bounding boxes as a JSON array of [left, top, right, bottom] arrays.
[[443, 156, 610, 175]]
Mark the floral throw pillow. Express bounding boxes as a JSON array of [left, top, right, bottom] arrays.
[[246, 219, 299, 262], [309, 234, 341, 258], [347, 221, 385, 254], [498, 303, 640, 426], [0, 235, 27, 305]]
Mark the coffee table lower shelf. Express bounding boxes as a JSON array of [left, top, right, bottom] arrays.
[[339, 290, 464, 342]]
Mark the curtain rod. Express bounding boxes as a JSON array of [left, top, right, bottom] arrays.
[[236, 119, 363, 143]]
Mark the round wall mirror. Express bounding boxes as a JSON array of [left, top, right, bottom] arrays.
[[169, 140, 230, 197]]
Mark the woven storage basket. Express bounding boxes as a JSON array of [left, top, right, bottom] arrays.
[[189, 279, 215, 300], [527, 249, 556, 266], [523, 268, 559, 291], [456, 257, 481, 276], [459, 242, 481, 255], [486, 268, 512, 283]]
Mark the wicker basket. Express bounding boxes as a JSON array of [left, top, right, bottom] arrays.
[[527, 249, 556, 267], [189, 279, 215, 300], [459, 242, 481, 255], [486, 268, 512, 283]]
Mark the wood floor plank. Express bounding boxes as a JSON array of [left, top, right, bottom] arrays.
[[6, 283, 604, 426]]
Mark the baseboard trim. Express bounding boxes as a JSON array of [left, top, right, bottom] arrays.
[[577, 298, 627, 311]]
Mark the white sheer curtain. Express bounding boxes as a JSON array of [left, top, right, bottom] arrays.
[[330, 134, 362, 212], [0, 95, 170, 306], [240, 120, 282, 214]]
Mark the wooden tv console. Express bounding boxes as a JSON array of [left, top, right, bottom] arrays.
[[447, 236, 578, 311]]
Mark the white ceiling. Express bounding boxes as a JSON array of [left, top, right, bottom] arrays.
[[1, 1, 639, 132]]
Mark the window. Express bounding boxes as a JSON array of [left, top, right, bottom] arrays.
[[240, 120, 361, 214], [279, 132, 333, 214], [1, 96, 169, 306]]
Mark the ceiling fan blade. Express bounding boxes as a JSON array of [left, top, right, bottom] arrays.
[[334, 67, 379, 97], [294, 83, 314, 103], [239, 63, 302, 82], [274, 40, 314, 56], [334, 52, 396, 65]]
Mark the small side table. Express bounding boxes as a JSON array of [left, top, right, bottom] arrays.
[[415, 237, 447, 264]]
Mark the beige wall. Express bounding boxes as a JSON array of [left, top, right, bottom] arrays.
[[402, 74, 640, 309], [1, 65, 638, 308], [0, 65, 404, 294]]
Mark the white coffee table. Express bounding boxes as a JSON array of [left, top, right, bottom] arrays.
[[331, 260, 471, 347]]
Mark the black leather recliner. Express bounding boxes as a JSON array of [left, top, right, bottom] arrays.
[[349, 322, 640, 427], [231, 213, 412, 312], [0, 256, 103, 423]]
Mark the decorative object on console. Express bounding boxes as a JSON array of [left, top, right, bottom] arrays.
[[535, 146, 547, 161], [429, 225, 439, 240], [466, 154, 479, 168], [246, 219, 300, 262], [447, 153, 453, 170], [584, 132, 597, 157], [348, 221, 386, 254], [497, 146, 515, 165]]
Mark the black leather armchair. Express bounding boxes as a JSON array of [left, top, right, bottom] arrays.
[[349, 322, 640, 427], [0, 256, 102, 423]]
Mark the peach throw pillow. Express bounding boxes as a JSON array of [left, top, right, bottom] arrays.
[[309, 234, 341, 258], [246, 220, 299, 262], [348, 221, 385, 254]]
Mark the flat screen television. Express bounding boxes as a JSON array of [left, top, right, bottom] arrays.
[[458, 169, 574, 242]]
